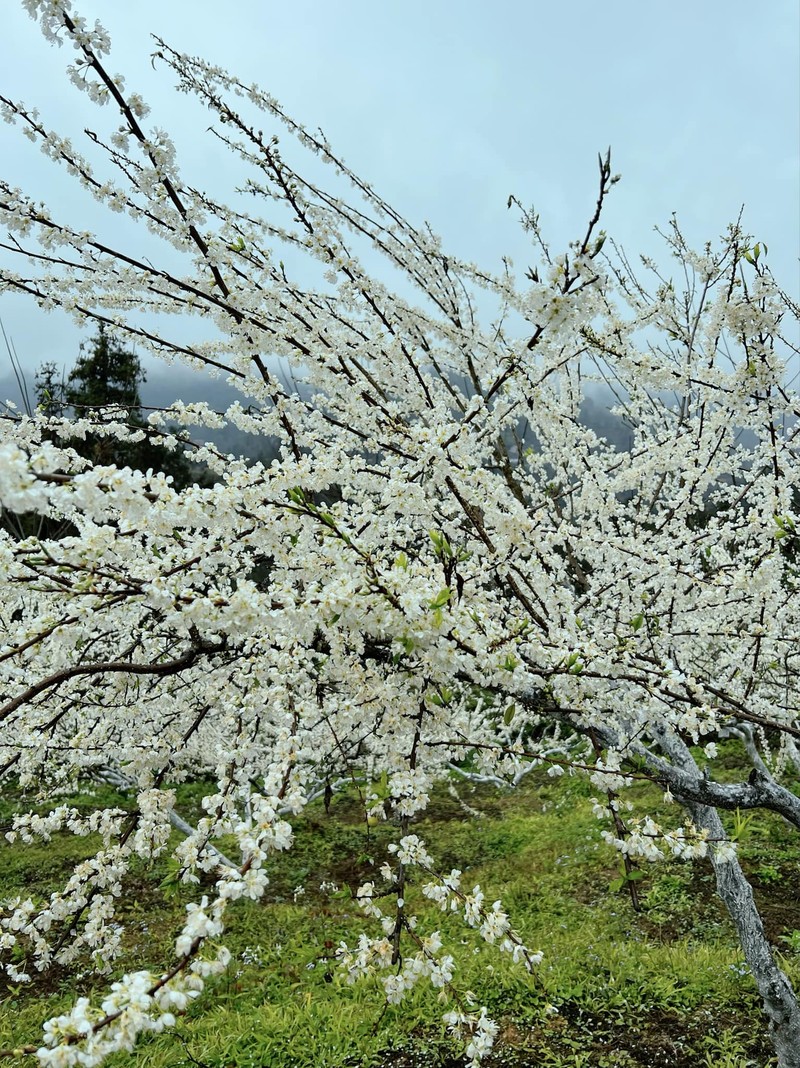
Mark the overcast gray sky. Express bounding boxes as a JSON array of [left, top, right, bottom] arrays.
[[1, 0, 798, 384]]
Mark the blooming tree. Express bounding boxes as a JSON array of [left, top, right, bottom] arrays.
[[1, 2, 800, 1065]]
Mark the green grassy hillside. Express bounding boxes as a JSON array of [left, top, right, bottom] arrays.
[[1, 762, 798, 1067]]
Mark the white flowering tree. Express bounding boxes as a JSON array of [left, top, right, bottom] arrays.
[[2, 3, 800, 1065]]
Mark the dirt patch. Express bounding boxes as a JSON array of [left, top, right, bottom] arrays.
[[376, 1003, 772, 1068]]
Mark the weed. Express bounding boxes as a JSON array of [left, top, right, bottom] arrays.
[[0, 768, 794, 1067], [699, 1027, 760, 1068]]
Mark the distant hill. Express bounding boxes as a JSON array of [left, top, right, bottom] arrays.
[[1, 363, 634, 461], [0, 362, 280, 462]]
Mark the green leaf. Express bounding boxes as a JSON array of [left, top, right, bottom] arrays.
[[630, 614, 644, 632], [565, 651, 584, 674], [429, 529, 453, 559], [369, 771, 392, 799], [430, 686, 455, 707], [428, 587, 452, 610], [159, 867, 182, 899], [774, 514, 795, 541]]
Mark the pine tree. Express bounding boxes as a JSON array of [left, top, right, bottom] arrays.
[[42, 326, 194, 488], [66, 325, 143, 413]]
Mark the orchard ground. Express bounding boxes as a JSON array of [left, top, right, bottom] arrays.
[[2, 748, 798, 1068]]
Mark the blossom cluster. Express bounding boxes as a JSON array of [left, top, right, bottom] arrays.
[[331, 837, 542, 1062]]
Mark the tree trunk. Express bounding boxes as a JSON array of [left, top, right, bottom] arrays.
[[658, 731, 800, 1067]]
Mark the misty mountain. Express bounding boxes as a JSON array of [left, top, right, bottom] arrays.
[[1, 362, 635, 460]]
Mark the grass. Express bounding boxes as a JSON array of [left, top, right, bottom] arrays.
[[1, 760, 798, 1067]]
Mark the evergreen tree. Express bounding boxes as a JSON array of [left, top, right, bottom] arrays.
[[65, 325, 143, 413], [33, 360, 66, 418], [39, 327, 194, 488]]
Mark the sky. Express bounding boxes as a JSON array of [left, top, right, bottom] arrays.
[[1, 0, 798, 390]]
